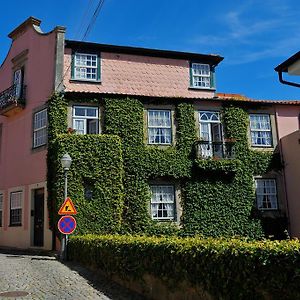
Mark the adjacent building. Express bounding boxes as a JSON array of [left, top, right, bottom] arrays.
[[0, 17, 300, 250]]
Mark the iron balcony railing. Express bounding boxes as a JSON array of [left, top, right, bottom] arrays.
[[0, 84, 26, 112], [195, 140, 235, 159]]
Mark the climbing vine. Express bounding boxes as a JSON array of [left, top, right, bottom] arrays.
[[47, 94, 283, 238]]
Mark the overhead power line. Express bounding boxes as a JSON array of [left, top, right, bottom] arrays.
[[82, 0, 105, 41], [57, 0, 105, 90], [73, 0, 96, 40]]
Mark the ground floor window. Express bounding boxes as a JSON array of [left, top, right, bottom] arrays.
[[255, 179, 278, 210], [10, 191, 22, 226], [150, 185, 175, 221]]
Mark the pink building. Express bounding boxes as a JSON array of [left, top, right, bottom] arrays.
[[0, 17, 65, 249], [1, 17, 300, 250]]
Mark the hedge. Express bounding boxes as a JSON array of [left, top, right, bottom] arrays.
[[69, 234, 300, 300]]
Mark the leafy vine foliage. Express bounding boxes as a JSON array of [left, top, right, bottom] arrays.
[[47, 94, 282, 238]]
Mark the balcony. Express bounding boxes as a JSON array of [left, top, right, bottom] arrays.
[[0, 84, 26, 117], [194, 140, 239, 174], [195, 140, 235, 159]]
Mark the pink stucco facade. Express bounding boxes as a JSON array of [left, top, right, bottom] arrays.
[[275, 105, 300, 237], [0, 18, 62, 249], [64, 49, 215, 98]]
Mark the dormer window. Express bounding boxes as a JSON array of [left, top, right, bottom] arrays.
[[72, 53, 100, 81], [190, 63, 214, 89]]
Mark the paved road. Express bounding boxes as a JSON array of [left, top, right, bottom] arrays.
[[0, 251, 143, 300]]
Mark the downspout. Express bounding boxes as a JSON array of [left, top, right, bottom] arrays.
[[278, 71, 300, 88]]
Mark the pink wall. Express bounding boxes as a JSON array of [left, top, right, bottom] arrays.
[[275, 105, 300, 139], [280, 131, 300, 236], [0, 24, 57, 190], [275, 105, 300, 237], [64, 50, 215, 98]]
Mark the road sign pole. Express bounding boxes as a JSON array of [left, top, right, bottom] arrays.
[[61, 171, 68, 260]]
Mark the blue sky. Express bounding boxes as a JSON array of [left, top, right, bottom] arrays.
[[1, 0, 300, 100]]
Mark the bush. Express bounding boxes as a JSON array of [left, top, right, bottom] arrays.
[[69, 234, 300, 300]]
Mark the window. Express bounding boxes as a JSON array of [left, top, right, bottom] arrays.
[[199, 111, 223, 158], [255, 179, 278, 210], [150, 185, 175, 221], [0, 193, 3, 227], [33, 109, 47, 148], [191, 63, 211, 88], [72, 106, 99, 134], [148, 110, 172, 145], [73, 53, 100, 81], [13, 68, 23, 99], [249, 114, 272, 147], [10, 191, 22, 226]]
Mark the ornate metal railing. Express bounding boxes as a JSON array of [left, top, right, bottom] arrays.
[[0, 84, 26, 112], [195, 140, 235, 159]]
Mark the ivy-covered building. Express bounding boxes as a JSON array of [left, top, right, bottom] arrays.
[[0, 17, 300, 250]]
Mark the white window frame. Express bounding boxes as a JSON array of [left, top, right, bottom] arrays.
[[199, 111, 223, 158], [10, 191, 22, 226], [147, 109, 172, 145], [74, 53, 98, 81], [249, 114, 272, 147], [33, 109, 47, 148], [255, 179, 278, 210], [0, 193, 3, 227], [150, 185, 175, 221], [72, 106, 99, 135], [191, 63, 211, 88]]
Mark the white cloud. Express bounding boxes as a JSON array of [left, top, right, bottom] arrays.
[[188, 1, 300, 64]]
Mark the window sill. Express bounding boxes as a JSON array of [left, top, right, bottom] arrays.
[[251, 145, 274, 151], [70, 79, 101, 84], [32, 144, 47, 153], [9, 224, 22, 227], [189, 86, 216, 91], [147, 143, 173, 146]]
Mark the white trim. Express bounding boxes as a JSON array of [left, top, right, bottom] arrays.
[[147, 109, 172, 145], [33, 109, 47, 148], [72, 106, 99, 135], [191, 63, 211, 88], [74, 53, 98, 81], [255, 178, 278, 210], [249, 114, 272, 147], [150, 185, 176, 221]]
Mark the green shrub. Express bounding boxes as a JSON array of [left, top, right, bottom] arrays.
[[69, 234, 300, 300]]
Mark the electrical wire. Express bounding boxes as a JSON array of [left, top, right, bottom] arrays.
[[73, 0, 96, 40], [82, 0, 105, 41], [57, 0, 105, 90]]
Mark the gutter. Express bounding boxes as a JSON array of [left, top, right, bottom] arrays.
[[277, 71, 300, 88]]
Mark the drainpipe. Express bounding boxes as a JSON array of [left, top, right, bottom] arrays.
[[278, 71, 300, 88]]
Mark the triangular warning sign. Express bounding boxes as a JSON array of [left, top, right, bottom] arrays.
[[58, 197, 77, 215]]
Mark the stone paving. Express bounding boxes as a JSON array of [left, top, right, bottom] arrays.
[[0, 251, 143, 300]]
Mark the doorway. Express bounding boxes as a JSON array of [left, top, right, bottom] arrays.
[[33, 188, 44, 247]]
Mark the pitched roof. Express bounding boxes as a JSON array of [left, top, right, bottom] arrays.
[[216, 93, 300, 105], [275, 51, 300, 72]]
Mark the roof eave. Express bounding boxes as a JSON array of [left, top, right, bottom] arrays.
[[65, 40, 224, 65], [275, 51, 300, 72]]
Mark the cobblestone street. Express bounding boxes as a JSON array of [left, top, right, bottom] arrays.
[[0, 251, 143, 300]]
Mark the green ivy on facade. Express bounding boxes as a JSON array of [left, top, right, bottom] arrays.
[[47, 93, 282, 238]]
